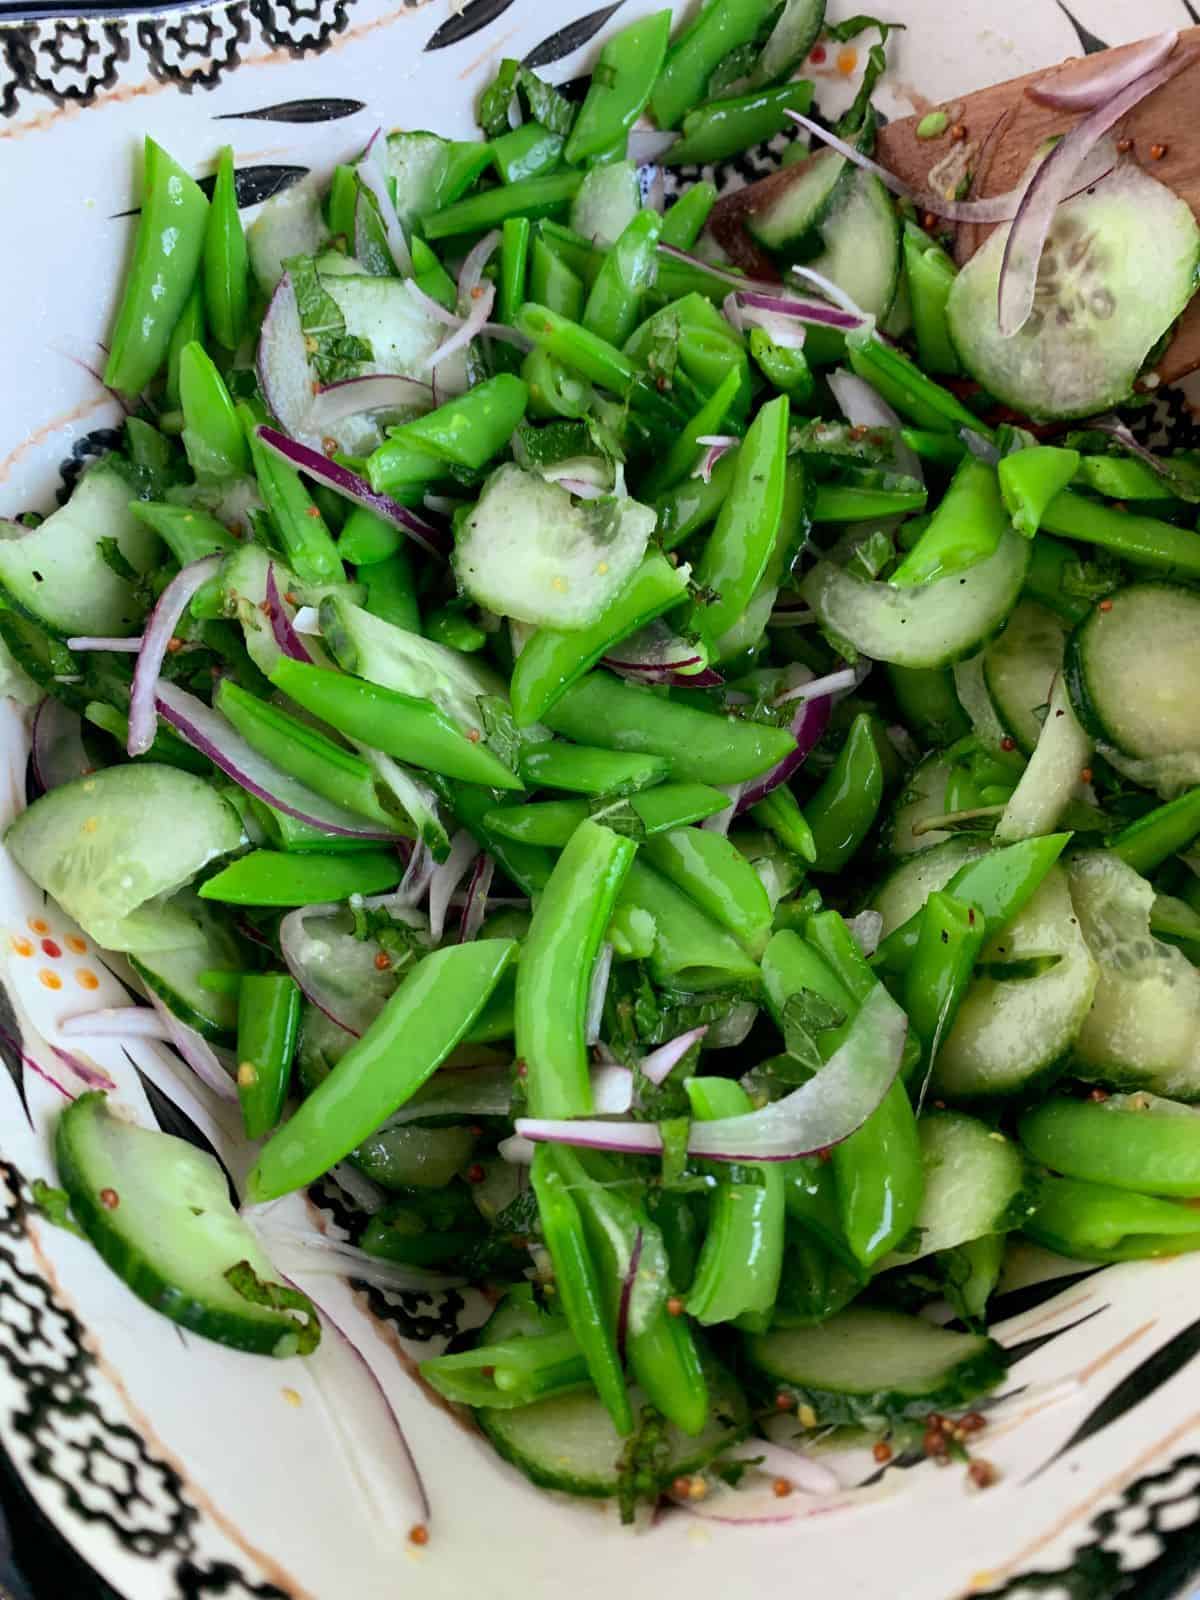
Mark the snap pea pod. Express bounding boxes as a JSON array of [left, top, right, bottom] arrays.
[[564, 9, 672, 164], [1075, 455, 1177, 502], [891, 459, 1007, 586], [642, 827, 773, 958], [684, 1077, 784, 1326], [650, 0, 779, 131], [517, 743, 671, 797], [437, 779, 554, 897], [1040, 489, 1200, 578], [516, 302, 639, 398], [1020, 1097, 1200, 1199], [199, 849, 404, 907], [750, 783, 816, 863], [361, 551, 422, 634], [270, 658, 522, 791], [1022, 532, 1096, 624], [664, 82, 814, 166], [129, 502, 236, 565], [689, 394, 789, 644], [618, 858, 761, 992], [166, 281, 205, 410], [204, 145, 250, 353], [656, 450, 737, 551], [531, 1149, 633, 1436], [337, 505, 403, 568], [410, 237, 459, 309], [215, 678, 394, 825], [900, 428, 966, 469], [522, 346, 594, 420], [873, 833, 1072, 974], [848, 336, 987, 437], [491, 123, 565, 185], [998, 447, 1081, 539], [805, 714, 884, 874], [543, 673, 796, 786], [582, 210, 662, 349], [421, 1329, 589, 1409], [105, 137, 209, 396], [244, 416, 343, 587], [510, 551, 690, 726], [370, 375, 529, 489], [1109, 788, 1200, 875], [247, 939, 517, 1200], [902, 892, 987, 1075], [499, 216, 531, 326], [811, 483, 929, 522], [179, 342, 249, 481], [485, 783, 729, 846], [249, 800, 384, 855], [516, 820, 637, 1118], [424, 171, 583, 240], [530, 238, 585, 320], [902, 224, 958, 376], [660, 181, 717, 250], [236, 974, 301, 1140], [779, 1157, 860, 1272], [761, 929, 854, 1033], [1023, 1173, 1200, 1263], [749, 328, 814, 404], [886, 664, 970, 748], [640, 365, 744, 500], [425, 604, 485, 653]]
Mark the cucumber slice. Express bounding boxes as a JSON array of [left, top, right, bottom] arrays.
[[384, 132, 489, 229], [934, 865, 1098, 1100], [0, 462, 158, 638], [454, 465, 655, 631], [57, 1093, 316, 1357], [743, 1308, 1005, 1424], [248, 180, 329, 295], [477, 1360, 749, 1498], [951, 653, 1011, 755], [1065, 583, 1200, 764], [296, 1001, 355, 1096], [569, 160, 640, 250], [994, 675, 1090, 844], [869, 837, 988, 938], [128, 892, 243, 1040], [882, 1112, 1028, 1268], [801, 529, 1030, 669], [805, 169, 902, 321], [745, 148, 847, 257], [983, 600, 1068, 756], [947, 163, 1200, 420], [886, 753, 955, 856], [1069, 851, 1200, 1100], [321, 273, 469, 396], [746, 0, 826, 88], [6, 764, 243, 954]]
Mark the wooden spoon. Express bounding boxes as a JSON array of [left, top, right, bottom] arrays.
[[710, 30, 1200, 387]]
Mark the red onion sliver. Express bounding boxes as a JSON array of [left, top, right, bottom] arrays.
[[724, 1438, 841, 1495], [255, 426, 449, 559], [518, 985, 907, 1161], [693, 435, 737, 483], [359, 132, 413, 276], [128, 554, 222, 757], [51, 1044, 116, 1092], [429, 280, 496, 371], [731, 289, 868, 334], [1089, 417, 1200, 499], [59, 1007, 174, 1042], [497, 1133, 535, 1166], [847, 910, 884, 959], [773, 666, 861, 707], [1028, 30, 1178, 109], [146, 990, 238, 1103], [615, 1226, 644, 1359], [585, 942, 614, 1048], [827, 367, 923, 485], [406, 279, 464, 330], [457, 229, 502, 303], [66, 636, 142, 652], [735, 692, 831, 813], [480, 321, 534, 352], [629, 129, 680, 164], [429, 829, 480, 944], [308, 373, 433, 429], [156, 680, 405, 840], [701, 783, 743, 836], [458, 852, 495, 943], [31, 697, 90, 793], [640, 1026, 707, 1087], [998, 48, 1199, 336], [658, 242, 779, 295], [265, 563, 312, 664], [255, 1224, 466, 1291], [590, 1061, 634, 1115]]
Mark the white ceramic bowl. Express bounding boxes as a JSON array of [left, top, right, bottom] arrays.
[[3, 3, 1200, 1596]]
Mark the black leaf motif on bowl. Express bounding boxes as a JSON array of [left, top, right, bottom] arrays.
[[425, 0, 517, 51], [522, 0, 625, 69]]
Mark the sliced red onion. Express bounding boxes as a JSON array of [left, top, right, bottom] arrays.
[[255, 426, 450, 560], [481, 321, 534, 352], [128, 554, 222, 757], [591, 1060, 634, 1115], [0, 1015, 106, 1101], [827, 368, 923, 485], [847, 910, 884, 959], [429, 280, 496, 371], [788, 264, 868, 318], [774, 666, 861, 707], [724, 289, 810, 349], [390, 837, 436, 910], [962, 427, 1001, 465], [497, 1133, 536, 1165], [31, 697, 90, 792], [405, 279, 464, 331], [728, 289, 869, 337], [658, 242, 779, 295], [65, 636, 142, 652], [603, 618, 720, 688], [265, 563, 312, 664], [146, 989, 238, 1102], [693, 435, 738, 484], [518, 984, 906, 1161], [629, 129, 680, 164], [50, 1044, 116, 1092], [641, 1027, 707, 1087], [254, 1224, 465, 1291], [1089, 417, 1200, 500], [615, 1226, 644, 1358], [330, 1161, 387, 1215], [458, 229, 501, 303], [735, 692, 831, 813], [458, 852, 495, 943], [59, 1006, 173, 1041], [359, 131, 413, 276], [723, 1438, 841, 1496], [308, 374, 433, 430], [280, 901, 388, 1037], [429, 829, 479, 943], [999, 48, 1198, 336], [1028, 30, 1178, 110], [291, 605, 322, 636], [555, 477, 608, 501], [156, 680, 404, 840], [701, 783, 743, 837], [585, 942, 614, 1047]]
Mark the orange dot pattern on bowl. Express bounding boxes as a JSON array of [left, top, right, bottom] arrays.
[[10, 919, 98, 995]]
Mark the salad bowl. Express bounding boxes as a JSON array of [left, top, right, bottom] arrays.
[[2, 2, 1200, 1597]]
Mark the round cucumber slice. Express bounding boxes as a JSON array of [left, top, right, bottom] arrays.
[[743, 1307, 1005, 1425], [1069, 851, 1200, 1100], [934, 865, 1098, 1100], [801, 529, 1030, 670], [869, 836, 988, 938], [984, 600, 1068, 755], [1065, 582, 1200, 763], [6, 764, 243, 954], [882, 1112, 1029, 1267], [804, 168, 901, 321], [128, 892, 243, 1040], [947, 164, 1200, 420], [477, 1360, 749, 1499], [57, 1093, 316, 1357]]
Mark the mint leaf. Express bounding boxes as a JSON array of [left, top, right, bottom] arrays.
[[479, 59, 520, 139], [224, 1261, 321, 1354], [31, 1179, 84, 1238]]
